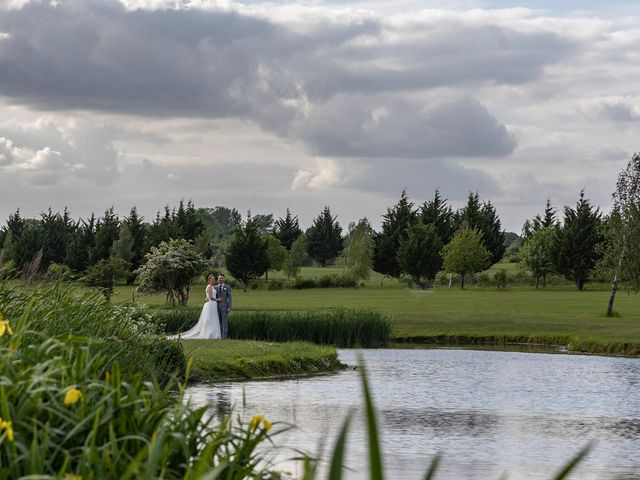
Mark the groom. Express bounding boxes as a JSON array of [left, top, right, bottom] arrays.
[[215, 274, 232, 339]]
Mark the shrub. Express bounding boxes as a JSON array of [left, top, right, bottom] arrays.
[[493, 269, 508, 288], [293, 277, 317, 289]]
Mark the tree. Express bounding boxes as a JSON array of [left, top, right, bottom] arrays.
[[397, 222, 443, 288], [441, 227, 491, 289], [264, 235, 287, 280], [225, 217, 269, 291], [373, 190, 417, 277], [285, 234, 306, 280], [306, 206, 343, 267], [136, 239, 206, 306], [554, 190, 603, 291], [14, 221, 44, 271], [519, 226, 556, 288], [111, 222, 135, 266], [343, 219, 375, 287], [40, 208, 73, 269], [420, 190, 455, 246], [83, 257, 129, 301], [251, 213, 275, 235], [274, 209, 303, 250], [94, 207, 120, 262], [124, 206, 147, 284], [523, 199, 558, 239], [600, 153, 640, 314], [65, 214, 96, 272], [456, 193, 505, 265]]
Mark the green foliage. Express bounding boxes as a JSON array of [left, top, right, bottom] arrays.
[[493, 269, 508, 288], [94, 207, 120, 263], [343, 218, 375, 287], [519, 226, 556, 287], [273, 208, 303, 250], [40, 207, 74, 269], [123, 206, 147, 283], [226, 217, 269, 291], [456, 193, 506, 265], [305, 206, 343, 267], [420, 189, 456, 246], [136, 239, 206, 306], [65, 214, 96, 273], [554, 190, 603, 290], [285, 233, 306, 279], [374, 190, 417, 277], [111, 221, 135, 264], [0, 293, 288, 478], [264, 235, 287, 279], [83, 257, 130, 300], [442, 227, 491, 289], [397, 222, 443, 287]]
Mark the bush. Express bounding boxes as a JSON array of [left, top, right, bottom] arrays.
[[493, 269, 508, 288], [293, 277, 317, 289], [474, 272, 492, 287], [46, 262, 72, 280]]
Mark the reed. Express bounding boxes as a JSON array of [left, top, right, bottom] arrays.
[[153, 308, 393, 347], [0, 281, 184, 384]]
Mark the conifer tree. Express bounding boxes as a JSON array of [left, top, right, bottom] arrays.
[[554, 190, 603, 291], [306, 206, 343, 267], [226, 216, 269, 291], [274, 209, 303, 250], [420, 189, 455, 246], [373, 190, 417, 277], [124, 206, 146, 283], [94, 207, 120, 262], [397, 222, 443, 287]]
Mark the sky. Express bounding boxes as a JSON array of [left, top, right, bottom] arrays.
[[0, 0, 639, 233]]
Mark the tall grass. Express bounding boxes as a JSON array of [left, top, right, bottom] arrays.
[[154, 308, 393, 348], [0, 318, 288, 478], [0, 281, 184, 384]]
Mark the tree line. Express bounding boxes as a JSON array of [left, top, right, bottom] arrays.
[[1, 152, 640, 311]]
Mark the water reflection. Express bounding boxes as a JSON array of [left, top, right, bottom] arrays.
[[187, 349, 640, 479]]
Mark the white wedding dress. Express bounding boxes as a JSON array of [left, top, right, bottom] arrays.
[[169, 285, 221, 339]]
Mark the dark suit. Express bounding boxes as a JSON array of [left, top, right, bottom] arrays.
[[215, 283, 232, 339]]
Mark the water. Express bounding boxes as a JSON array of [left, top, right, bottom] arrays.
[[187, 349, 640, 479]]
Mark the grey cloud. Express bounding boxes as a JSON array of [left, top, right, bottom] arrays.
[[296, 95, 516, 158], [0, 1, 575, 116]]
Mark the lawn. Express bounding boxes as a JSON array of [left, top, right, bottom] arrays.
[[117, 277, 640, 354]]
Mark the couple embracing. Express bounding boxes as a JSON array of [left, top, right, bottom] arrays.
[[172, 274, 232, 340]]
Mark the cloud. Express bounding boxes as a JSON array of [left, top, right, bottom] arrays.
[[292, 158, 344, 190], [295, 95, 516, 158]]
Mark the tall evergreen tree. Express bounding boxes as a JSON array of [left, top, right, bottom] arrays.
[[40, 208, 73, 268], [65, 215, 96, 272], [523, 199, 558, 238], [225, 217, 269, 291], [124, 206, 146, 283], [14, 221, 44, 271], [94, 207, 120, 263], [274, 209, 303, 250], [397, 222, 443, 288], [420, 189, 455, 246], [554, 190, 603, 291], [111, 222, 135, 265], [305, 206, 343, 267], [373, 190, 417, 277], [456, 193, 505, 265]]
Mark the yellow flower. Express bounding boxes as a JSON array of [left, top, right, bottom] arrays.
[[0, 418, 14, 442], [64, 387, 82, 406], [64, 474, 82, 480], [0, 319, 13, 338], [249, 415, 264, 430], [187, 356, 193, 369], [283, 470, 294, 477], [151, 431, 158, 442], [261, 418, 272, 431], [105, 371, 111, 382]]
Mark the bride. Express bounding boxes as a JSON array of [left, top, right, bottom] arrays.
[[169, 274, 221, 339]]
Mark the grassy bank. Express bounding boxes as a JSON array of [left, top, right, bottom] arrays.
[[182, 339, 345, 382], [121, 284, 640, 356]]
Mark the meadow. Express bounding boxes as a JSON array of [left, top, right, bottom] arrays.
[[116, 265, 640, 356]]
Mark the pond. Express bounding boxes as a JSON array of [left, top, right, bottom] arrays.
[[187, 349, 640, 479]]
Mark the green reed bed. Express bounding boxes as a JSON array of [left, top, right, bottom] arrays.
[[0, 282, 184, 384], [153, 308, 393, 348]]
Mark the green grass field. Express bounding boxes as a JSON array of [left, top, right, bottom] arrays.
[[116, 275, 640, 354]]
